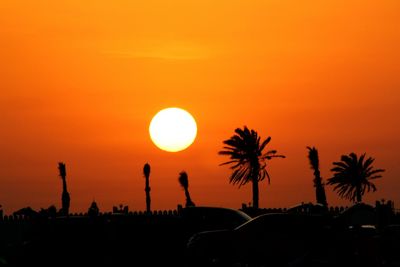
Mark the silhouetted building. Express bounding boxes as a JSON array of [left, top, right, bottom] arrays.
[[13, 206, 38, 218], [113, 204, 129, 214], [335, 203, 376, 226], [376, 199, 395, 227], [39, 205, 57, 218], [88, 201, 100, 217]]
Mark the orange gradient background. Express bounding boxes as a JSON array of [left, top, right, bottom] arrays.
[[1, 1, 399, 214]]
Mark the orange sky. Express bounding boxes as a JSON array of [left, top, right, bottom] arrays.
[[1, 1, 399, 214]]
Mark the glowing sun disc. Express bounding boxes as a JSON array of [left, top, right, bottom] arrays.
[[149, 108, 197, 152]]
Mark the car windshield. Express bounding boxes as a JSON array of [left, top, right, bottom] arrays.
[[235, 213, 328, 234]]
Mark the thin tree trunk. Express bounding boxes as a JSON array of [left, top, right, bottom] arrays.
[[313, 169, 327, 207], [316, 185, 328, 207], [61, 177, 70, 216], [356, 185, 362, 203], [62, 191, 70, 216], [184, 188, 195, 207], [315, 178, 328, 207], [62, 177, 67, 192], [145, 176, 151, 212], [252, 179, 259, 209]]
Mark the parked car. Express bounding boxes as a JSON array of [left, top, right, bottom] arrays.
[[378, 224, 400, 266], [180, 206, 252, 232], [174, 207, 252, 257], [156, 206, 252, 266], [186, 213, 331, 267]]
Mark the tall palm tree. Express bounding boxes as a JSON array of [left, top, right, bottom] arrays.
[[58, 162, 70, 216], [307, 146, 328, 207], [327, 153, 384, 203], [219, 126, 285, 209], [178, 171, 195, 207], [143, 163, 151, 213]]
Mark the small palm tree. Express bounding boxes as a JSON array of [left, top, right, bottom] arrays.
[[327, 153, 384, 203], [178, 171, 195, 207], [307, 146, 328, 207], [58, 162, 70, 216], [143, 163, 151, 213], [219, 126, 285, 209]]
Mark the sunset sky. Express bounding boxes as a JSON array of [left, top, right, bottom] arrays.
[[1, 1, 399, 214]]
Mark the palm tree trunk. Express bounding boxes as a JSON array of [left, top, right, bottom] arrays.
[[184, 188, 195, 207], [356, 185, 362, 203], [62, 190, 70, 216], [252, 179, 259, 209], [61, 177, 70, 216], [313, 170, 328, 207], [145, 175, 151, 212], [62, 177, 67, 192], [316, 185, 328, 207], [315, 177, 328, 207]]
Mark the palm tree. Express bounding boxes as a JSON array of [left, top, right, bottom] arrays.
[[58, 162, 70, 216], [327, 153, 384, 203], [178, 171, 195, 207], [307, 146, 328, 207], [143, 163, 151, 213], [219, 126, 285, 209]]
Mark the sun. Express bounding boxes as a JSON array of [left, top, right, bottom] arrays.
[[149, 107, 197, 152]]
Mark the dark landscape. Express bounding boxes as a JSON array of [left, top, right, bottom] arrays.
[[1, 1, 399, 266], [0, 201, 399, 266]]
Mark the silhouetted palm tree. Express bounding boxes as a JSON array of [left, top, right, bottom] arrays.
[[307, 146, 328, 207], [178, 171, 195, 207], [58, 162, 70, 216], [327, 153, 384, 203], [219, 126, 285, 209], [143, 163, 151, 213]]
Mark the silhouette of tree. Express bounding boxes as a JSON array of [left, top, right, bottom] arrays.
[[58, 162, 70, 216], [178, 171, 195, 207], [143, 163, 151, 213], [307, 146, 328, 207], [219, 126, 285, 209], [327, 153, 384, 203]]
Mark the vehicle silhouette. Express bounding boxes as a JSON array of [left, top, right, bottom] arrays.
[[186, 209, 386, 267], [187, 213, 333, 267], [180, 206, 251, 233]]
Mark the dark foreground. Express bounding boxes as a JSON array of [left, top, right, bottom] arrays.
[[0, 205, 399, 267]]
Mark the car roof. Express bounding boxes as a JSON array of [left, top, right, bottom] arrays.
[[182, 206, 250, 217], [235, 213, 329, 230]]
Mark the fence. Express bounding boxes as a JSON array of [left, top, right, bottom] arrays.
[[0, 199, 397, 222]]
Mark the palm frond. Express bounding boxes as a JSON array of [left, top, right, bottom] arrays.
[[259, 137, 271, 152], [307, 146, 319, 171], [58, 162, 66, 178], [328, 152, 384, 202], [143, 163, 150, 178], [178, 171, 189, 189], [219, 126, 285, 189]]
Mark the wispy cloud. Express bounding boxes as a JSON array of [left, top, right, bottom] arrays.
[[102, 42, 213, 60]]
